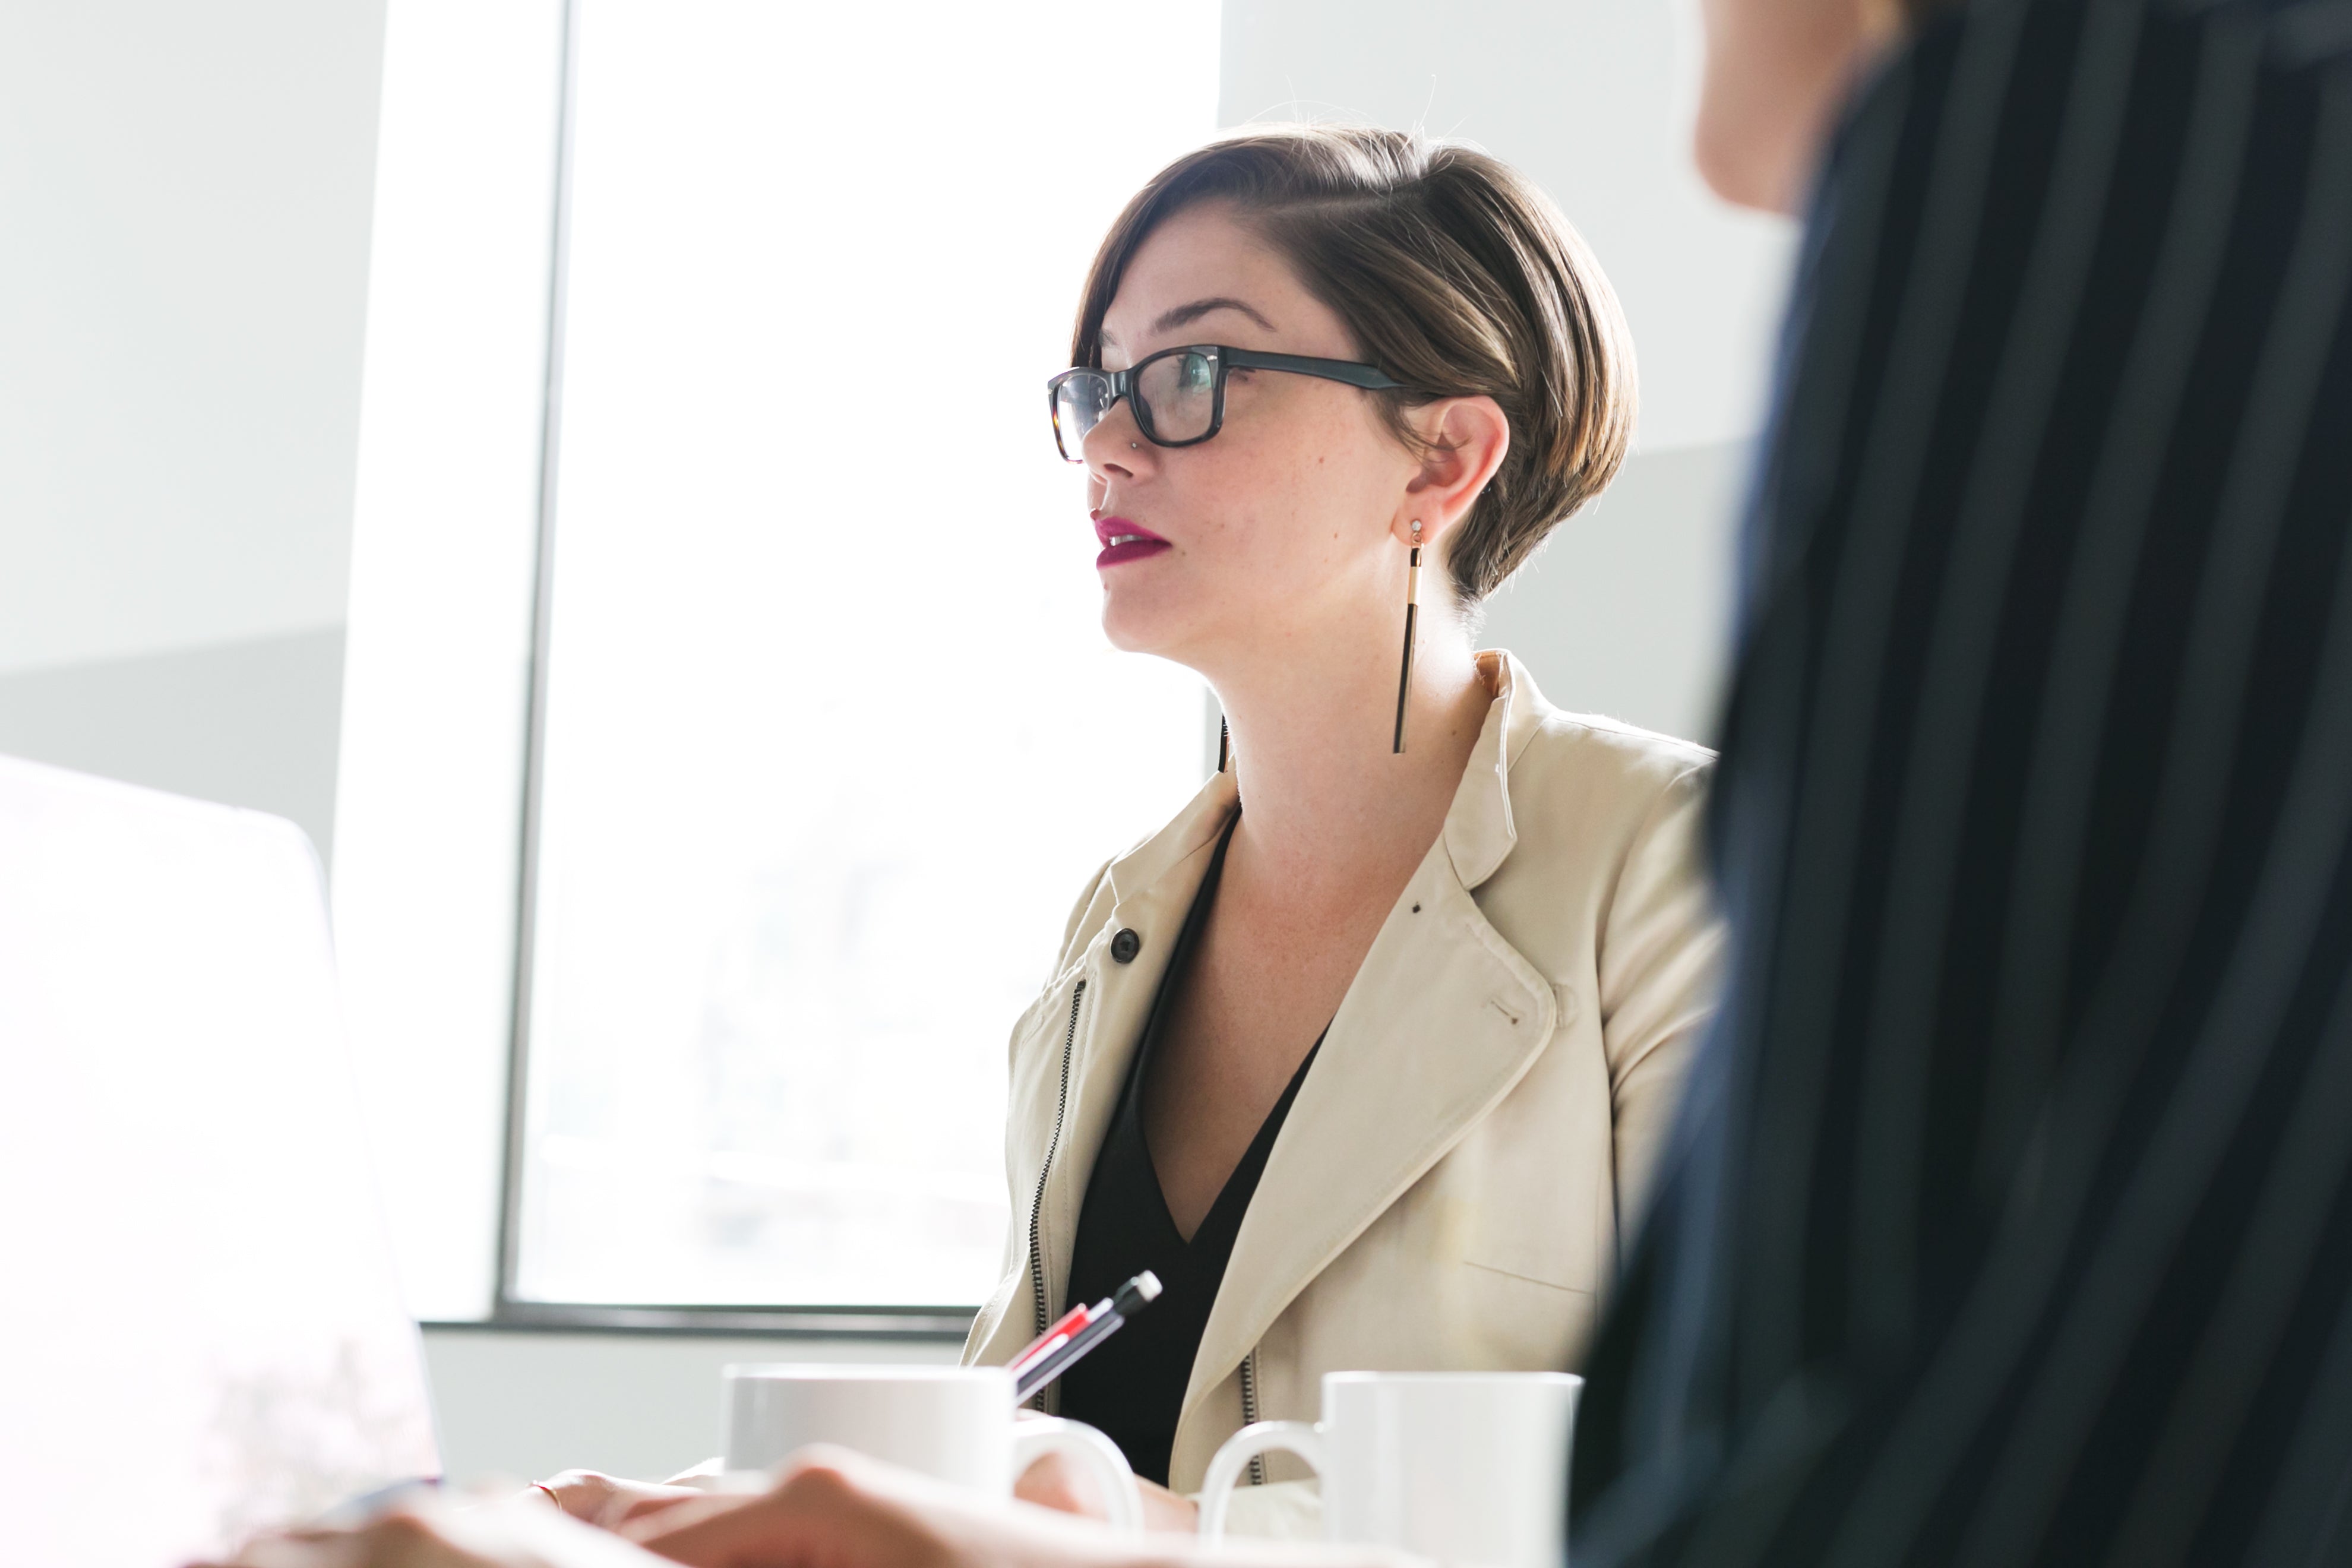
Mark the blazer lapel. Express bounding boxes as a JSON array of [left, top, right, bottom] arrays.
[[1023, 771, 1239, 1350]]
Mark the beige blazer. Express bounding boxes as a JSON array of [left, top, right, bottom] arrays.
[[963, 651, 1721, 1512]]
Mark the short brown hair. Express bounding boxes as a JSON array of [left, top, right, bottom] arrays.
[[1071, 125, 1636, 606]]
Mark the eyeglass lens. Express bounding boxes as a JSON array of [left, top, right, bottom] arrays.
[[1053, 349, 1220, 460], [1053, 373, 1112, 461], [1136, 349, 1218, 444]]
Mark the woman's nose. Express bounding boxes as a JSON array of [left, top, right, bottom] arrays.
[[1081, 397, 1149, 481]]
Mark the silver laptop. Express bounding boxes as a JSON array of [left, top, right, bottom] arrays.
[[0, 755, 440, 1566]]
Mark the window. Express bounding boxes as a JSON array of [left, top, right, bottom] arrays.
[[504, 1, 1219, 1315]]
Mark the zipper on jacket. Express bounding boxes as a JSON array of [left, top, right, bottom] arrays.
[[1023, 979, 1086, 1405], [1239, 1346, 1267, 1487]]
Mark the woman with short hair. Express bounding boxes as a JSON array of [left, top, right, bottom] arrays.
[[965, 124, 1722, 1534]]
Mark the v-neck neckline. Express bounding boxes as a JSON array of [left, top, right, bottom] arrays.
[[1124, 811, 1320, 1247]]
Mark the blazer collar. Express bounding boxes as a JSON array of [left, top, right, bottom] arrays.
[[1105, 769, 1239, 912], [1443, 649, 1548, 891]]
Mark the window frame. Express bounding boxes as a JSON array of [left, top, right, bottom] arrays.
[[486, 0, 976, 1341]]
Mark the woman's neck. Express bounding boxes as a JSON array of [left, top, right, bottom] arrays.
[[1210, 616, 1493, 904]]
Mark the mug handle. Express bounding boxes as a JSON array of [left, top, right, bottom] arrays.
[[1197, 1421, 1326, 1544], [1010, 1417, 1145, 1534]]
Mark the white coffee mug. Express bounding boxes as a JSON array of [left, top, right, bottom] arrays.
[[1200, 1371, 1580, 1568], [722, 1364, 1143, 1531]]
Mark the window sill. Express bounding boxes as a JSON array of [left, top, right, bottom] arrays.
[[422, 1305, 976, 1341]]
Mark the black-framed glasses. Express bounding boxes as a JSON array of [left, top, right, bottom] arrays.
[[1047, 344, 1408, 461]]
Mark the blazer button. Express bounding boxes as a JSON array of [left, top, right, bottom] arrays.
[[1110, 928, 1142, 963]]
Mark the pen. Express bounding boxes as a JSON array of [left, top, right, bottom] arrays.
[[1011, 1270, 1162, 1402], [1013, 1301, 1097, 1380], [1010, 1272, 1159, 1381]]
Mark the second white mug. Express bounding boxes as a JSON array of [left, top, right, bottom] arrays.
[[722, 1363, 1143, 1531], [1199, 1370, 1581, 1568]]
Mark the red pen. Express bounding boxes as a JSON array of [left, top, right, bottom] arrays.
[[1010, 1272, 1162, 1402], [1010, 1301, 1096, 1381]]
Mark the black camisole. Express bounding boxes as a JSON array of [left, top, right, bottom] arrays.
[[1057, 813, 1321, 1485]]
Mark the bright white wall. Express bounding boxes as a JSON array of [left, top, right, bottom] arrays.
[[1219, 0, 1795, 454], [0, 0, 544, 1319], [0, 0, 387, 857], [0, 0, 386, 676], [1479, 441, 1748, 742], [0, 630, 348, 853]]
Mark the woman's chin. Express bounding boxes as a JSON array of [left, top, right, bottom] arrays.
[[1099, 619, 1168, 658], [1098, 600, 1194, 662]]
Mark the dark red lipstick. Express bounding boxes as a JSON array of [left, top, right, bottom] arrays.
[[1093, 516, 1172, 568]]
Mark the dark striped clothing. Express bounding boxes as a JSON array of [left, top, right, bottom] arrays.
[[1569, 1, 2352, 1563]]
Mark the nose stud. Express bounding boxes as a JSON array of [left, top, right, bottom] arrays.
[[1130, 441, 1140, 450]]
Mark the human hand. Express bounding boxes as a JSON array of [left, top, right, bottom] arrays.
[[623, 1445, 1135, 1568], [631, 1449, 1411, 1568], [530, 1471, 720, 1532], [197, 1450, 1395, 1568], [1012, 1455, 1198, 1535], [192, 1491, 669, 1568]]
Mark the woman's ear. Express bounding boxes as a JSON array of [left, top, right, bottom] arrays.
[[1394, 395, 1510, 551]]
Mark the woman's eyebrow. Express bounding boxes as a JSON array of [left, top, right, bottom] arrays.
[[1149, 296, 1277, 336]]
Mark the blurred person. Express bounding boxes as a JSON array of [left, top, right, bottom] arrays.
[[213, 0, 2352, 1561], [1570, 0, 2352, 1561]]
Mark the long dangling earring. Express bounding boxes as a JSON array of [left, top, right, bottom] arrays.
[[1393, 521, 1422, 754], [1217, 715, 1229, 773]]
